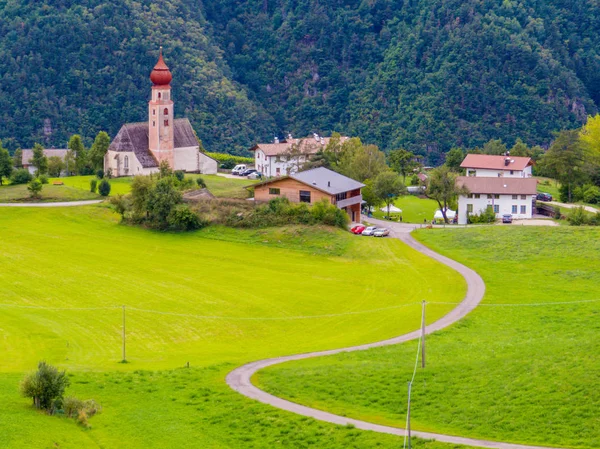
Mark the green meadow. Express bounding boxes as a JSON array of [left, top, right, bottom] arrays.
[[371, 195, 439, 223], [0, 206, 464, 447], [257, 227, 600, 449]]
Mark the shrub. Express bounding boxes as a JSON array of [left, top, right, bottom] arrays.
[[27, 178, 43, 198], [219, 160, 236, 169], [567, 206, 589, 226], [158, 160, 173, 178], [20, 361, 70, 413], [38, 174, 49, 184], [63, 396, 101, 425], [167, 204, 206, 231], [410, 174, 420, 186], [590, 212, 600, 226], [205, 152, 253, 167], [10, 168, 33, 185], [96, 169, 104, 179], [110, 194, 130, 218], [553, 205, 562, 219], [583, 185, 600, 204], [98, 179, 111, 196], [104, 169, 112, 179], [468, 207, 496, 224], [90, 178, 97, 193], [63, 396, 84, 418], [146, 177, 182, 229], [174, 170, 185, 182], [196, 177, 206, 188]]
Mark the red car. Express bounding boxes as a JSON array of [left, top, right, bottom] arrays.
[[351, 225, 366, 234]]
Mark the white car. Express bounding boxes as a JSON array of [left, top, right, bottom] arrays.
[[361, 226, 378, 236], [247, 171, 262, 180], [231, 164, 247, 175], [373, 228, 390, 237]]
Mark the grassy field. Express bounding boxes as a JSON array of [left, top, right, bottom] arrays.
[[371, 195, 439, 223], [0, 206, 464, 448], [257, 227, 600, 449], [0, 174, 255, 202]]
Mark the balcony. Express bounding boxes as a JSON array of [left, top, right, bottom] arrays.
[[336, 194, 362, 209]]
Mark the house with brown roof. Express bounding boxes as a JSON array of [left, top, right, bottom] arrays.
[[22, 149, 68, 175], [461, 153, 533, 178], [250, 133, 349, 178], [104, 48, 217, 177], [251, 167, 364, 222]]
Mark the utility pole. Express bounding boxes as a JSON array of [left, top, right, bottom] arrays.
[[407, 381, 413, 449], [122, 305, 126, 362], [421, 300, 426, 368]]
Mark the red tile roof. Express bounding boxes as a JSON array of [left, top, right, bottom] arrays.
[[250, 136, 348, 157], [457, 176, 538, 195], [460, 154, 532, 171]]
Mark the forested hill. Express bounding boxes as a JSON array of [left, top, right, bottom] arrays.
[[1, 0, 599, 162]]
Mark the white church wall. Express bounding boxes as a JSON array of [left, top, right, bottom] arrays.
[[174, 146, 199, 172]]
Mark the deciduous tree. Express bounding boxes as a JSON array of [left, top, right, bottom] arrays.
[[444, 148, 465, 172], [88, 131, 110, 171], [388, 149, 417, 181], [68, 135, 87, 175], [425, 166, 468, 223], [31, 143, 48, 176], [373, 171, 406, 217], [0, 141, 13, 185], [543, 130, 588, 202]]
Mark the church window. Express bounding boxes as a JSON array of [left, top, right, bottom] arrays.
[[152, 121, 155, 127], [124, 156, 129, 170], [164, 120, 169, 127], [164, 108, 169, 116], [153, 109, 156, 116], [158, 92, 161, 99]]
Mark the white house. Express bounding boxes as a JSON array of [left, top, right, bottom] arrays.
[[456, 176, 538, 224], [250, 134, 348, 178], [461, 154, 533, 178]]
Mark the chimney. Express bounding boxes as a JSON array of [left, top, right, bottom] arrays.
[[504, 157, 510, 166], [320, 137, 325, 144], [274, 136, 279, 144], [287, 133, 292, 140]]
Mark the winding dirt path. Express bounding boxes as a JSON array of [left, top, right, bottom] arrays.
[[227, 219, 564, 449]]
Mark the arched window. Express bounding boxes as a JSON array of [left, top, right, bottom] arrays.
[[164, 120, 169, 127], [124, 156, 129, 170], [158, 92, 161, 99], [164, 108, 169, 116]]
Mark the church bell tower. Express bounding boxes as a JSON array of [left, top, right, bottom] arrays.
[[148, 47, 175, 168]]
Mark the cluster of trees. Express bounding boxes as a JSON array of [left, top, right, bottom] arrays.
[[2, 0, 600, 160]]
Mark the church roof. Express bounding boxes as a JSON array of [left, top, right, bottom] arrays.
[[108, 118, 198, 168], [150, 47, 172, 86]]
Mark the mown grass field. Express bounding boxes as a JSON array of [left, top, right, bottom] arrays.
[[257, 227, 600, 449], [371, 195, 439, 223], [0, 174, 254, 202], [0, 206, 464, 448]]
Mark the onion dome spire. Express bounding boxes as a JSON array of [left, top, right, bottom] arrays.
[[150, 46, 172, 86]]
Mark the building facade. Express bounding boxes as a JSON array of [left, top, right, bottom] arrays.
[[252, 167, 364, 222], [104, 48, 217, 177]]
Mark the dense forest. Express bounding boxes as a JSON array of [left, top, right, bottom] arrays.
[[1, 0, 600, 162]]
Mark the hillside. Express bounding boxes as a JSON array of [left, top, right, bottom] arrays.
[[1, 0, 599, 161]]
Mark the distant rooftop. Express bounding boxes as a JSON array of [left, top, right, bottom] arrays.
[[22, 148, 68, 165], [250, 136, 349, 157], [460, 154, 532, 171]]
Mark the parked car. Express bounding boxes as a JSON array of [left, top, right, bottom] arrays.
[[502, 214, 513, 224], [361, 226, 378, 236], [247, 171, 262, 180], [373, 228, 390, 237], [536, 193, 553, 202], [351, 225, 365, 234], [231, 164, 247, 175], [240, 168, 257, 176]]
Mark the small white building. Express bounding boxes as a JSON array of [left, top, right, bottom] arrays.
[[456, 176, 538, 224], [461, 154, 533, 178], [250, 134, 348, 178]]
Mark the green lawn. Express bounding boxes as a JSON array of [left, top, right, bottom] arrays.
[[0, 206, 464, 448], [371, 195, 439, 223], [257, 227, 600, 449], [0, 183, 100, 202], [535, 176, 560, 198]]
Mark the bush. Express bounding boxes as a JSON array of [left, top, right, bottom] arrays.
[[410, 174, 420, 186], [205, 152, 253, 167], [98, 179, 111, 196], [110, 194, 130, 218], [220, 160, 236, 169], [20, 361, 69, 413], [174, 170, 185, 182], [27, 178, 43, 198], [38, 174, 49, 184], [196, 177, 206, 188], [583, 185, 600, 204], [468, 207, 496, 224], [589, 212, 600, 226], [167, 204, 206, 231], [553, 205, 562, 219], [90, 178, 97, 193], [63, 396, 84, 418], [96, 169, 104, 179], [567, 206, 589, 226], [146, 177, 182, 229], [104, 169, 112, 179], [10, 168, 33, 185]]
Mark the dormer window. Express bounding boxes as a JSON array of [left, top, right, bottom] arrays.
[[164, 108, 169, 116]]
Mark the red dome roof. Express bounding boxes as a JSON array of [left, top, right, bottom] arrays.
[[150, 47, 172, 86]]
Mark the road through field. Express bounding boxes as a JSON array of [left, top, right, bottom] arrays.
[[227, 218, 565, 449]]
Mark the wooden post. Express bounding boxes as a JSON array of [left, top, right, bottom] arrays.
[[421, 300, 426, 368], [122, 305, 126, 362], [407, 381, 413, 449]]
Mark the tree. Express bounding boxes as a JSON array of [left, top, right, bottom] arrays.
[[13, 148, 23, 168], [373, 171, 406, 217], [98, 179, 111, 196], [31, 143, 48, 176], [88, 131, 110, 171], [20, 361, 70, 412], [482, 139, 508, 155], [64, 150, 76, 176], [337, 139, 387, 182], [146, 177, 183, 228], [47, 156, 65, 177], [280, 139, 317, 173], [27, 178, 43, 199], [130, 176, 155, 219], [361, 178, 382, 213], [510, 138, 530, 157], [425, 166, 468, 223], [158, 160, 173, 178], [0, 141, 13, 185], [543, 130, 588, 203], [388, 149, 417, 181], [68, 135, 87, 175], [444, 148, 465, 172]]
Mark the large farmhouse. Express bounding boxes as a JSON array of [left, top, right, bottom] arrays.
[[252, 167, 364, 222], [104, 48, 217, 177], [457, 153, 537, 224], [250, 134, 349, 178]]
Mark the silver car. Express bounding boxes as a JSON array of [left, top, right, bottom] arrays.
[[373, 228, 390, 237], [361, 226, 378, 236]]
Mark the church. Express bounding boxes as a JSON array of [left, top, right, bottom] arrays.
[[104, 48, 217, 177]]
